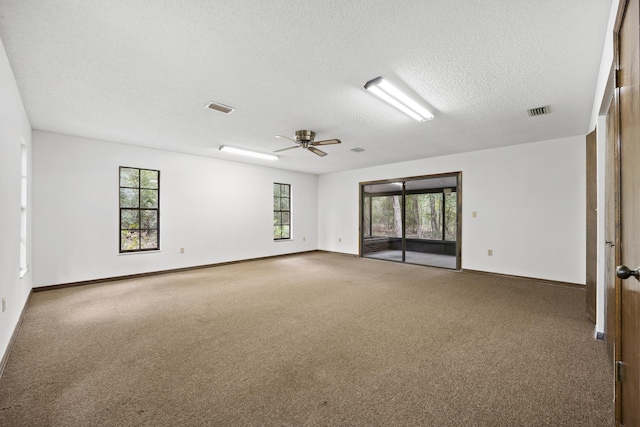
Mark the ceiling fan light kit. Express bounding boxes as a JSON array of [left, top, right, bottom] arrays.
[[219, 145, 278, 161], [364, 77, 434, 121], [273, 130, 342, 157]]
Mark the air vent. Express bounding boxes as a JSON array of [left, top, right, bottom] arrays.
[[350, 147, 365, 153], [527, 106, 550, 117], [205, 101, 235, 115]]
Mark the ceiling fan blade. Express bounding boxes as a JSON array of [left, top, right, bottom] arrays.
[[308, 146, 327, 157], [311, 138, 341, 146], [275, 135, 296, 143], [273, 145, 300, 153]]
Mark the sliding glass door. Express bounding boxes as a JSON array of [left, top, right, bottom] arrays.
[[363, 191, 404, 261], [361, 173, 460, 269]]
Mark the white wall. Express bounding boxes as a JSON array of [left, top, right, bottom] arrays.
[[319, 136, 586, 284], [32, 131, 318, 287], [0, 39, 32, 363]]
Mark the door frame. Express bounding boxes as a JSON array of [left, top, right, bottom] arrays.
[[611, 0, 639, 423], [586, 129, 597, 323], [358, 171, 462, 270]]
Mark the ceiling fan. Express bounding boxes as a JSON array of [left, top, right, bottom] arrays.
[[274, 130, 341, 157]]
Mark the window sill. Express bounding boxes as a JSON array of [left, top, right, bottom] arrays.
[[118, 250, 161, 256], [274, 239, 293, 242]]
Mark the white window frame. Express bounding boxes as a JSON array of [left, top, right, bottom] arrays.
[[19, 140, 28, 278]]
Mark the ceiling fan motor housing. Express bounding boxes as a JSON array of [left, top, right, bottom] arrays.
[[295, 130, 315, 142]]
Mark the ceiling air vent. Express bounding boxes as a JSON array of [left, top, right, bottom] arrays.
[[527, 106, 550, 117], [205, 101, 235, 115], [350, 147, 365, 153]]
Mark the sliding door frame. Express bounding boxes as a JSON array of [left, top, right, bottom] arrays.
[[359, 171, 462, 270]]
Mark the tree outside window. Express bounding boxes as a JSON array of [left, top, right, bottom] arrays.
[[119, 167, 160, 252], [274, 183, 291, 240]]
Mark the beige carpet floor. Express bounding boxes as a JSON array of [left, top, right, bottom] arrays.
[[0, 252, 613, 426]]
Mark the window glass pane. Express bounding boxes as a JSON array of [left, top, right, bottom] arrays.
[[371, 195, 402, 238], [20, 144, 27, 274], [405, 195, 418, 238], [120, 167, 159, 252], [140, 170, 159, 189], [140, 210, 158, 229], [419, 193, 443, 240], [121, 209, 140, 229], [120, 168, 139, 187], [402, 193, 442, 240], [21, 176, 27, 208], [21, 146, 27, 174], [274, 183, 290, 239], [445, 192, 457, 241], [363, 196, 371, 237], [121, 230, 140, 251], [120, 188, 139, 208], [280, 197, 290, 211], [141, 230, 158, 249], [140, 189, 158, 208]]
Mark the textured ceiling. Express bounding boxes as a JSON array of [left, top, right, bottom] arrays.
[[0, 0, 612, 174]]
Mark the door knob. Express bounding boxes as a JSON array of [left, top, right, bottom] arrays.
[[616, 265, 640, 280]]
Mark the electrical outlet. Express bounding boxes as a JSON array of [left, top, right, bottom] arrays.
[[472, 211, 477, 218], [339, 238, 342, 243], [180, 248, 185, 254], [303, 237, 306, 242], [488, 249, 493, 256], [2, 297, 5, 313]]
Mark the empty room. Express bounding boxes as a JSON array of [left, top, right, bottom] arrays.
[[1, 1, 637, 425]]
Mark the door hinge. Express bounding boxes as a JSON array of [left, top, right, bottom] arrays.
[[615, 69, 622, 88], [616, 360, 624, 382]]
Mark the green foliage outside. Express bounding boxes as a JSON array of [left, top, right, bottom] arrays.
[[365, 192, 457, 241], [119, 167, 159, 251], [273, 183, 291, 239]]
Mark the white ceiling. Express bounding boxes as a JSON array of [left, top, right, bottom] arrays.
[[0, 0, 612, 175]]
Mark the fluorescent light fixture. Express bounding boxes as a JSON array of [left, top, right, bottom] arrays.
[[219, 145, 278, 161], [364, 77, 434, 121]]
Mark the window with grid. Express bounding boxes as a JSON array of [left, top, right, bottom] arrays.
[[119, 167, 160, 252], [273, 183, 291, 240], [19, 142, 28, 277]]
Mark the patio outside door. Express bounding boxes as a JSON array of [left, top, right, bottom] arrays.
[[360, 173, 461, 269]]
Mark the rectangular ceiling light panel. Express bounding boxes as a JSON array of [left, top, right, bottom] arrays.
[[364, 77, 434, 121]]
